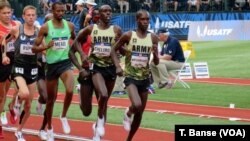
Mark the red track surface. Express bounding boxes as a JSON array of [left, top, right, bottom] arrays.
[[3, 77, 250, 140]]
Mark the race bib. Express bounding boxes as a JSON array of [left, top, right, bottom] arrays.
[[52, 37, 68, 50], [131, 52, 149, 68], [31, 68, 38, 75], [6, 41, 14, 52], [93, 43, 111, 57], [15, 67, 24, 74], [20, 43, 34, 55]]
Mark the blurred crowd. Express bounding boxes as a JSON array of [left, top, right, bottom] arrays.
[[37, 0, 250, 15]]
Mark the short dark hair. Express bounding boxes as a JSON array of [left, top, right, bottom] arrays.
[[52, 1, 64, 10], [136, 9, 149, 20]]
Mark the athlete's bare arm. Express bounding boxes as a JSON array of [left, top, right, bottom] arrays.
[[68, 22, 76, 40], [111, 31, 132, 76], [69, 25, 93, 77], [151, 33, 159, 65], [32, 23, 53, 53]]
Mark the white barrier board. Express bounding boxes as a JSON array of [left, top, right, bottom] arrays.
[[193, 62, 210, 78]]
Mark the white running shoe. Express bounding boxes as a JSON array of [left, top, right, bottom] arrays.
[[15, 131, 26, 141], [14, 96, 21, 116], [96, 117, 105, 137], [36, 101, 44, 115], [123, 108, 132, 131], [92, 123, 101, 141], [0, 111, 8, 125], [60, 116, 71, 134], [47, 128, 54, 141], [38, 130, 47, 140], [75, 84, 80, 93]]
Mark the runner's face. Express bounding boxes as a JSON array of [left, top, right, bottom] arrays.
[[53, 4, 65, 20], [92, 10, 100, 23], [137, 12, 150, 31], [23, 9, 37, 26], [0, 7, 12, 24], [99, 6, 112, 24]]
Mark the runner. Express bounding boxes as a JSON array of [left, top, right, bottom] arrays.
[[69, 4, 122, 140], [0, 1, 20, 138], [32, 2, 76, 141], [110, 9, 159, 141], [9, 5, 40, 141], [36, 13, 53, 141]]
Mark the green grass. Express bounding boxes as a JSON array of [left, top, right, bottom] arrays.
[[5, 99, 249, 132], [190, 41, 250, 78]]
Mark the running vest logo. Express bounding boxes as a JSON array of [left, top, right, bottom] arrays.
[[197, 26, 233, 37], [132, 45, 151, 53], [93, 36, 113, 43], [20, 35, 26, 40], [132, 38, 137, 43], [93, 30, 98, 35]]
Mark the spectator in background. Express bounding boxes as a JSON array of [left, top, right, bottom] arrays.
[[83, 0, 97, 27], [39, 0, 50, 14], [138, 0, 152, 11], [75, 0, 87, 30], [187, 0, 201, 12], [105, 0, 119, 12], [177, 0, 189, 11], [212, 0, 223, 11], [150, 27, 185, 89], [201, 0, 210, 11], [144, 0, 153, 10], [163, 0, 178, 12], [117, 0, 129, 13], [234, 0, 246, 11]]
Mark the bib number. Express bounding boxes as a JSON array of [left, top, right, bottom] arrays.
[[52, 37, 68, 50], [20, 43, 34, 55], [31, 68, 38, 75], [6, 41, 14, 52], [15, 67, 24, 74], [131, 52, 149, 68], [93, 43, 111, 57]]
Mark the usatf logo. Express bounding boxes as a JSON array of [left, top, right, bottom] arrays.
[[197, 26, 233, 38], [132, 38, 137, 43], [93, 30, 98, 35]]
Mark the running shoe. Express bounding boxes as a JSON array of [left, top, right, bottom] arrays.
[[60, 116, 71, 134], [14, 96, 21, 116], [0, 111, 8, 125], [36, 101, 44, 115], [96, 116, 105, 136], [15, 131, 26, 141], [92, 123, 101, 141], [38, 130, 47, 140], [8, 104, 17, 124], [47, 128, 54, 141], [123, 107, 132, 131]]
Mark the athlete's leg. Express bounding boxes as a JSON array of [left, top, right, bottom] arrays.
[[15, 77, 35, 131], [37, 78, 47, 104], [17, 82, 36, 130], [60, 69, 74, 118], [46, 79, 59, 130], [126, 84, 148, 141], [102, 79, 115, 120], [79, 80, 94, 116], [92, 73, 108, 119]]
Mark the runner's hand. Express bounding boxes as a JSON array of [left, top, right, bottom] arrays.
[[116, 66, 123, 76], [46, 40, 54, 49], [2, 56, 10, 65], [79, 69, 90, 78]]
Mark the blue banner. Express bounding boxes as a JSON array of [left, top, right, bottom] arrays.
[[33, 12, 250, 40]]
